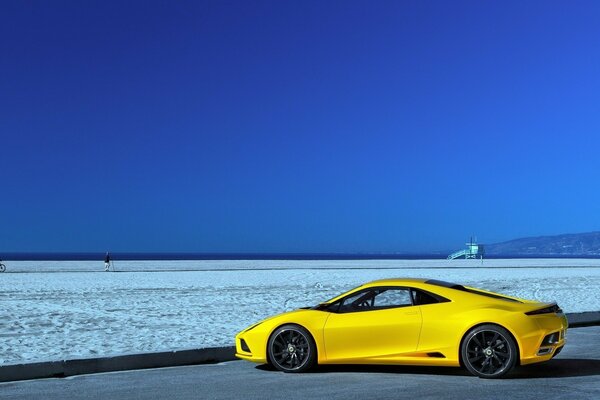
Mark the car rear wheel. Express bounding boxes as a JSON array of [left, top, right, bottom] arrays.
[[461, 324, 517, 378], [268, 324, 316, 373]]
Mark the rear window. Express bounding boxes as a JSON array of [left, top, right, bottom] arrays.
[[425, 279, 521, 303]]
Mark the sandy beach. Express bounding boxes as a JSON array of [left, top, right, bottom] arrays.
[[1, 258, 599, 365]]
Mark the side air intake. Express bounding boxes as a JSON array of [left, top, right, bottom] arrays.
[[427, 352, 446, 358]]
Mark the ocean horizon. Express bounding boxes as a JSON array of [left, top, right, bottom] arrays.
[[2, 252, 600, 261]]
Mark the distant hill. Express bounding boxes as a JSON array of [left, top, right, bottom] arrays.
[[485, 231, 600, 256]]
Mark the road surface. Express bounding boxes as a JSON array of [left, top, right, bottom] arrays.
[[2, 326, 599, 400]]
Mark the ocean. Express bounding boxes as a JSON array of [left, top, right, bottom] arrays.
[[3, 252, 599, 261]]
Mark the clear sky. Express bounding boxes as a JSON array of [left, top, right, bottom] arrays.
[[2, 0, 600, 253]]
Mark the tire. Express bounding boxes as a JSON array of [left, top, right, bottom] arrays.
[[267, 324, 316, 373], [0, 264, 5, 272], [461, 324, 518, 378]]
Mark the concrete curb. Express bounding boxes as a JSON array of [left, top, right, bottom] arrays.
[[566, 311, 600, 328], [1, 312, 599, 383], [0, 346, 236, 383]]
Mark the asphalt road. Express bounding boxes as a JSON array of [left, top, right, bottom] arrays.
[[2, 327, 600, 400]]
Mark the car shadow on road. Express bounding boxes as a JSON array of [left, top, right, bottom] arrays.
[[507, 358, 600, 379], [256, 363, 470, 376], [256, 358, 600, 379]]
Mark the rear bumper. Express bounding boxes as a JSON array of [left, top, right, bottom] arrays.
[[520, 313, 568, 365]]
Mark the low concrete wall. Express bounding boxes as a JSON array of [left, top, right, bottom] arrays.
[[0, 346, 235, 383], [566, 311, 600, 328], [1, 311, 599, 383]]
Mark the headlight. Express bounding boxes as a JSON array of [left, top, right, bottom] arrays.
[[244, 322, 262, 332]]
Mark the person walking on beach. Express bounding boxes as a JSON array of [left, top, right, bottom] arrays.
[[104, 252, 111, 272]]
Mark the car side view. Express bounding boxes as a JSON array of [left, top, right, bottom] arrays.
[[235, 278, 568, 378]]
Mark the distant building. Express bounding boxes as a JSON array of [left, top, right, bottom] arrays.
[[448, 237, 485, 260]]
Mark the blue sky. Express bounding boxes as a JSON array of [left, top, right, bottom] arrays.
[[2, 0, 600, 253]]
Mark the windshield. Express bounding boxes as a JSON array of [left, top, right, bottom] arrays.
[[317, 284, 365, 306]]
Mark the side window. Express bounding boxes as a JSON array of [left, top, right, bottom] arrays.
[[339, 288, 413, 312], [324, 300, 341, 313], [373, 288, 412, 308], [339, 289, 376, 312], [411, 289, 446, 305]]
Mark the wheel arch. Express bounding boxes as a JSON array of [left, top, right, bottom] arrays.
[[265, 323, 319, 366], [458, 322, 522, 367]]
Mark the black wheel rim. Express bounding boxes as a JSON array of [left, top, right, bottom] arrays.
[[271, 329, 310, 371], [466, 330, 512, 376]]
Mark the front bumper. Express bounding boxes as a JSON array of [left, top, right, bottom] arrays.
[[235, 329, 268, 364]]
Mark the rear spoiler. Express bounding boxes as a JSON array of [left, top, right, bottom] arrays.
[[525, 302, 562, 316]]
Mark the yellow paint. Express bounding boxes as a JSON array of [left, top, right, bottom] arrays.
[[235, 278, 567, 369]]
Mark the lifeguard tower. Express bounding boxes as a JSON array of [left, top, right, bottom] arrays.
[[448, 237, 485, 260]]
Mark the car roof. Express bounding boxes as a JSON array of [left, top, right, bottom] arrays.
[[363, 278, 428, 286], [358, 277, 532, 305]]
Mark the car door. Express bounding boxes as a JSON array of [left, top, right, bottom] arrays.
[[323, 287, 422, 362]]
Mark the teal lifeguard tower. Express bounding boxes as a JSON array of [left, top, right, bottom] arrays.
[[448, 237, 485, 260]]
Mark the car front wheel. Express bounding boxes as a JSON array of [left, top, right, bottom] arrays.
[[267, 324, 316, 373], [461, 324, 517, 378]]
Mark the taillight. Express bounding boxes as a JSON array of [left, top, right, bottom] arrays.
[[526, 303, 562, 315]]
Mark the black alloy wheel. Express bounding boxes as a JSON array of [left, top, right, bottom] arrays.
[[461, 324, 517, 378], [268, 324, 316, 373]]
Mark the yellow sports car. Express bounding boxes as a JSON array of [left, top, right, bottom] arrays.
[[235, 278, 567, 378]]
